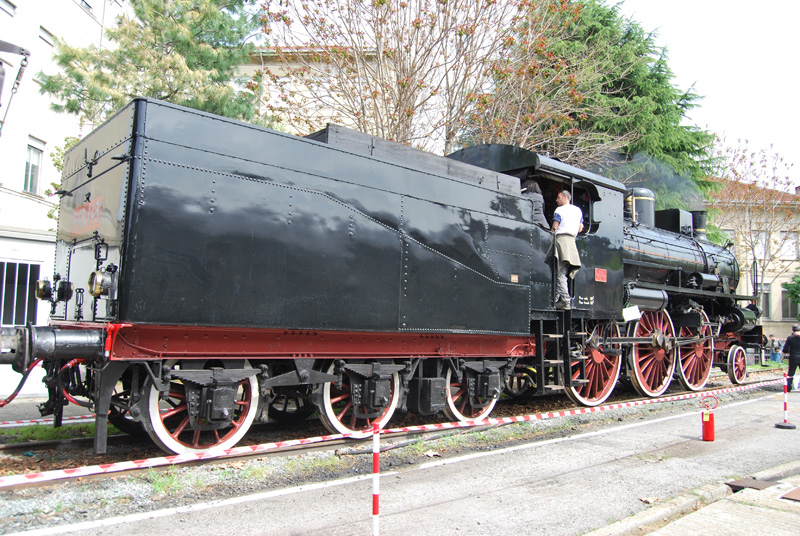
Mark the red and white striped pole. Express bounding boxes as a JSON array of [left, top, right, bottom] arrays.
[[775, 373, 796, 430], [372, 421, 381, 536]]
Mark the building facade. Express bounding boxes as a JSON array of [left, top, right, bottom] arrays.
[[0, 0, 131, 396], [712, 182, 800, 341]]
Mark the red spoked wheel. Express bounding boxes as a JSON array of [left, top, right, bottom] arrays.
[[628, 311, 677, 397], [142, 360, 258, 455], [267, 386, 316, 423], [318, 361, 400, 434], [677, 312, 714, 391], [108, 369, 147, 436], [565, 322, 622, 407], [727, 345, 748, 384], [503, 364, 537, 399], [444, 368, 498, 421]]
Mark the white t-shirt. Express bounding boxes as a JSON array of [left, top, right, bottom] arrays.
[[553, 204, 583, 236]]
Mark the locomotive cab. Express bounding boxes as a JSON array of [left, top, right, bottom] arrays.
[[447, 145, 627, 318]]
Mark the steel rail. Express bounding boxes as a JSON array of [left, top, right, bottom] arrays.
[[0, 377, 783, 492]]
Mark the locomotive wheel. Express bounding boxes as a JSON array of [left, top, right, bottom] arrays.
[[503, 365, 537, 399], [108, 406, 145, 436], [565, 322, 621, 407], [267, 386, 316, 423], [108, 372, 146, 436], [628, 311, 677, 397], [676, 312, 714, 391], [443, 368, 498, 421], [141, 360, 258, 455], [318, 361, 400, 434], [727, 345, 748, 384]]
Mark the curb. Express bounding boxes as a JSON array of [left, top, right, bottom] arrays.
[[586, 459, 800, 535]]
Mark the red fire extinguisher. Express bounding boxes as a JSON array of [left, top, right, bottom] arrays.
[[701, 395, 719, 441]]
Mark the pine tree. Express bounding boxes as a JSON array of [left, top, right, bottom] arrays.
[[39, 0, 261, 126], [464, 0, 715, 196]]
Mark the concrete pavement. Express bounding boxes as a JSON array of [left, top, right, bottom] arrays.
[[2, 388, 799, 535], [590, 459, 800, 535]]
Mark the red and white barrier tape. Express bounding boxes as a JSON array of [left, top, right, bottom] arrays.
[[0, 379, 783, 490], [0, 414, 96, 428]]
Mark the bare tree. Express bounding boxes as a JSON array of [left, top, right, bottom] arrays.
[[257, 0, 526, 153], [463, 2, 647, 170], [708, 139, 800, 309], [255, 0, 674, 172]]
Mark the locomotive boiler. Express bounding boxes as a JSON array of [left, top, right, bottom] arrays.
[[0, 99, 760, 455]]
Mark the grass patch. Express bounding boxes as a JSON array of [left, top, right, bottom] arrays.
[[238, 464, 275, 481], [402, 438, 433, 456], [0, 422, 122, 444], [283, 453, 346, 474], [140, 467, 186, 495]]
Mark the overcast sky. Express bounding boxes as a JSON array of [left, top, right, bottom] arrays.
[[616, 0, 799, 190]]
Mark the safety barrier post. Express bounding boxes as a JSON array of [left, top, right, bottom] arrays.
[[372, 421, 380, 536], [775, 373, 796, 430]]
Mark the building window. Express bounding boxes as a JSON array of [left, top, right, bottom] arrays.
[[783, 290, 800, 321], [721, 229, 735, 254], [1, 262, 39, 326], [0, 0, 16, 17], [753, 231, 769, 260], [779, 232, 799, 261], [24, 143, 43, 194], [757, 283, 771, 319], [720, 229, 735, 253], [39, 26, 55, 47]]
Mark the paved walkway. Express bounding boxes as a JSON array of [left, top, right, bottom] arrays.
[[590, 459, 800, 535]]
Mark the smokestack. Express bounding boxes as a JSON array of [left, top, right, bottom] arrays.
[[691, 210, 707, 241]]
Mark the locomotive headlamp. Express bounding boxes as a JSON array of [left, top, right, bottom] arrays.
[[55, 280, 74, 302], [35, 280, 52, 301], [88, 270, 112, 297]]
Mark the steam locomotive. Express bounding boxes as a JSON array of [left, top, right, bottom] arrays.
[[0, 99, 761, 455]]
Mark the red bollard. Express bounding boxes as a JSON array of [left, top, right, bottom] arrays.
[[701, 395, 718, 441], [702, 410, 715, 441]]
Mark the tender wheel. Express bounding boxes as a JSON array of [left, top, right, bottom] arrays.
[[503, 364, 537, 399], [677, 312, 714, 391], [628, 310, 677, 397], [267, 386, 316, 423], [318, 361, 400, 434], [141, 360, 258, 455], [444, 367, 498, 421], [108, 370, 146, 436], [566, 322, 621, 406], [727, 345, 747, 384]]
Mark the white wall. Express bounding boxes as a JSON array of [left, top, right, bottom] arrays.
[[0, 0, 131, 397], [0, 234, 53, 397]]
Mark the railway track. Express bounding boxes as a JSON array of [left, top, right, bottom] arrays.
[[0, 373, 784, 492]]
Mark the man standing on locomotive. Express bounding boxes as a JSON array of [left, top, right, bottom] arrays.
[[551, 190, 583, 310], [783, 325, 800, 392]]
